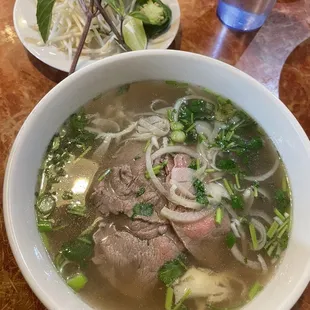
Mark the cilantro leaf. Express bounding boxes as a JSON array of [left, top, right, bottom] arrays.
[[226, 232, 236, 248], [274, 189, 290, 213], [231, 194, 244, 209], [136, 187, 146, 197], [217, 159, 239, 173], [132, 203, 153, 218], [193, 179, 209, 205], [158, 254, 187, 286]]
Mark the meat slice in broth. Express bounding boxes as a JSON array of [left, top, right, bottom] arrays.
[[171, 210, 231, 267], [92, 223, 184, 299]]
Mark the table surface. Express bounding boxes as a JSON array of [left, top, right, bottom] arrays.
[[1, 0, 310, 309]]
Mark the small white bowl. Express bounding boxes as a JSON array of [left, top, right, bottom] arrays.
[[13, 0, 180, 72], [4, 50, 310, 310]]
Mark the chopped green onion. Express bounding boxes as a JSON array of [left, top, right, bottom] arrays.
[[205, 168, 215, 173], [253, 186, 258, 198], [172, 289, 191, 310], [190, 113, 194, 124], [67, 204, 87, 217], [249, 223, 258, 250], [223, 178, 233, 196], [267, 221, 279, 239], [170, 122, 184, 131], [248, 282, 263, 300], [196, 158, 200, 170], [98, 168, 111, 182], [186, 123, 196, 134], [282, 176, 288, 192], [215, 208, 223, 225], [165, 287, 174, 310], [38, 220, 53, 232], [145, 161, 167, 179], [171, 131, 186, 143], [165, 80, 189, 88], [225, 130, 234, 141], [277, 223, 289, 238], [40, 232, 50, 250], [62, 190, 73, 200], [235, 173, 241, 189], [36, 194, 56, 215], [274, 208, 285, 222], [144, 139, 151, 152], [67, 272, 88, 292], [198, 133, 206, 143], [74, 146, 92, 163], [267, 243, 277, 256]]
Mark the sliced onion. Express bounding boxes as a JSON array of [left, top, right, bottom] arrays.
[[210, 121, 223, 143], [233, 219, 248, 257], [223, 203, 238, 219], [205, 182, 229, 206], [231, 244, 261, 270], [243, 188, 254, 215], [151, 136, 159, 149], [195, 121, 213, 140], [92, 136, 112, 161], [151, 99, 169, 112], [257, 187, 271, 201], [210, 149, 222, 171], [162, 137, 169, 148], [244, 158, 280, 182], [91, 118, 120, 132], [151, 146, 200, 161], [251, 218, 267, 251], [170, 179, 195, 199], [231, 222, 241, 238], [170, 185, 204, 210], [257, 254, 268, 274], [160, 206, 212, 223], [249, 210, 273, 225]]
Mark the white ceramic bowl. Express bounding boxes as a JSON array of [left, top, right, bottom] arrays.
[[4, 50, 310, 310]]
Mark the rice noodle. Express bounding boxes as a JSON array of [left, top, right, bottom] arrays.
[[244, 158, 280, 182], [231, 221, 241, 238], [151, 136, 159, 149], [96, 122, 137, 139], [160, 207, 212, 223], [249, 210, 273, 225], [251, 218, 267, 251], [151, 146, 201, 161], [137, 116, 170, 137], [150, 99, 170, 114], [231, 245, 261, 270]]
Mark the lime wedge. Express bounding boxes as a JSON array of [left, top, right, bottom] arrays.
[[122, 16, 147, 51]]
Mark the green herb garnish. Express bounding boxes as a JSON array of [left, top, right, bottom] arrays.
[[226, 232, 236, 248], [132, 202, 154, 218], [193, 179, 209, 205], [158, 254, 187, 286], [248, 282, 263, 300], [136, 187, 146, 197]]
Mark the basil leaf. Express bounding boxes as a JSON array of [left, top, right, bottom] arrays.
[[36, 0, 56, 42]]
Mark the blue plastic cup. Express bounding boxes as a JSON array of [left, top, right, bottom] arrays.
[[217, 0, 277, 32]]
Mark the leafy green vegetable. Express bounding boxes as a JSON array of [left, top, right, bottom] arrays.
[[158, 254, 187, 286], [132, 203, 154, 218], [215, 97, 236, 122], [36, 0, 56, 42], [231, 194, 244, 209], [274, 189, 290, 213], [117, 84, 130, 95], [226, 232, 236, 248], [193, 179, 209, 205], [188, 159, 198, 170], [217, 159, 239, 173], [61, 234, 94, 265], [136, 187, 146, 197]]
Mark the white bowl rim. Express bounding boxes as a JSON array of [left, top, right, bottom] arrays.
[[4, 49, 310, 310]]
